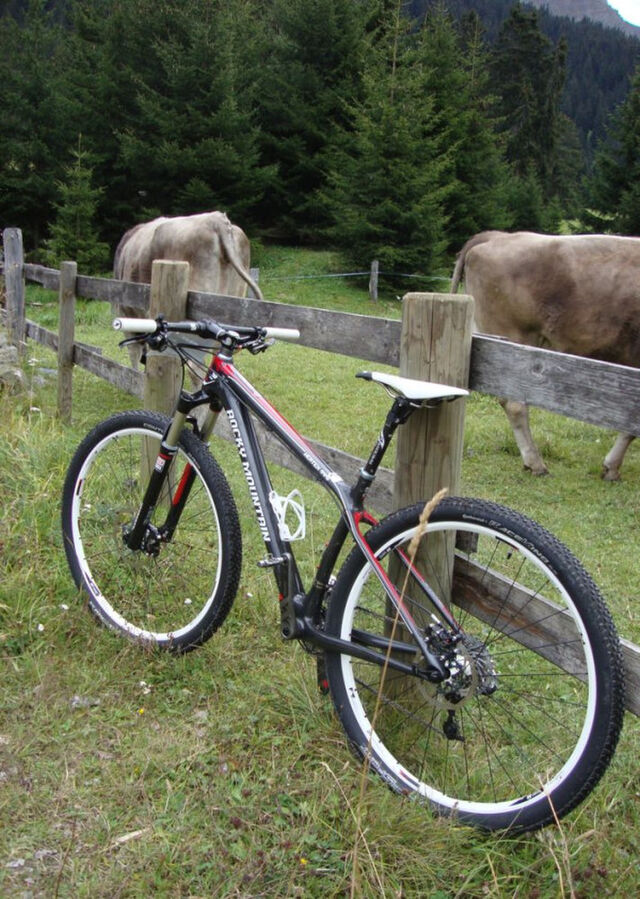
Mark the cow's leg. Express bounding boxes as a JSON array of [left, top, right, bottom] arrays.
[[602, 433, 635, 481], [127, 343, 142, 369], [500, 399, 549, 475]]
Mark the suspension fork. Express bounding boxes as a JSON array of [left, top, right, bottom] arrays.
[[122, 408, 189, 551], [158, 400, 224, 539], [123, 391, 222, 552]]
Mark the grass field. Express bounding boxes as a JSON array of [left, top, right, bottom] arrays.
[[1, 248, 639, 896]]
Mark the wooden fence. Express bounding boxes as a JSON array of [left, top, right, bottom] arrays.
[[2, 225, 639, 714]]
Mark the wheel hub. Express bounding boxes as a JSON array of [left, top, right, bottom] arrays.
[[415, 628, 498, 710]]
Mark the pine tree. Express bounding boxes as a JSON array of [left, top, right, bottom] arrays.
[[60, 0, 174, 247], [255, 0, 373, 241], [43, 139, 109, 273], [490, 3, 567, 210], [116, 0, 273, 227], [322, 1, 450, 276], [425, 7, 512, 250], [61, 0, 273, 244], [552, 114, 586, 217], [588, 65, 640, 235], [0, 0, 67, 249]]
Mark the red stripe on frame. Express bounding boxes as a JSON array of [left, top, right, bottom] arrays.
[[172, 463, 193, 506]]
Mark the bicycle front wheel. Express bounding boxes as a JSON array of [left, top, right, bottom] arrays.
[[325, 497, 624, 832], [61, 411, 242, 651]]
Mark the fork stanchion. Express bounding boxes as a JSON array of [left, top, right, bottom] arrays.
[[142, 260, 191, 501]]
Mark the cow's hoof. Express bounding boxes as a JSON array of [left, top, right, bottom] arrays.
[[524, 465, 550, 476], [601, 467, 621, 482]]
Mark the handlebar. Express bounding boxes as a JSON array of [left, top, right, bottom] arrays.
[[112, 316, 301, 344], [262, 327, 302, 342], [113, 317, 157, 333]]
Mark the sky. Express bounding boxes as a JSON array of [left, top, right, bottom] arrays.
[[608, 0, 640, 26]]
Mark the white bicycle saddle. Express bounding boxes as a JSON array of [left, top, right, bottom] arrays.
[[357, 370, 468, 402]]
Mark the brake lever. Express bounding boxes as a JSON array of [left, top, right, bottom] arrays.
[[118, 335, 147, 348], [246, 338, 274, 355], [118, 331, 168, 352]]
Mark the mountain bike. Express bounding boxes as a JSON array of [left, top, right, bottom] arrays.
[[61, 314, 625, 833]]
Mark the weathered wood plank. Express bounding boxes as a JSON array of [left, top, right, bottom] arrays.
[[453, 553, 639, 716], [145, 261, 189, 415], [25, 318, 103, 358], [23, 263, 60, 290], [72, 344, 144, 397], [25, 319, 59, 351], [57, 261, 77, 423], [188, 291, 401, 366], [470, 336, 640, 435], [77, 275, 150, 309], [621, 636, 640, 717], [394, 293, 473, 508], [24, 266, 151, 310], [3, 227, 26, 353], [23, 317, 139, 394], [391, 292, 474, 623], [369, 259, 379, 301]]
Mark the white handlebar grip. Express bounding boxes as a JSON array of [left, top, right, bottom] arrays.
[[263, 327, 301, 341], [113, 318, 158, 333]]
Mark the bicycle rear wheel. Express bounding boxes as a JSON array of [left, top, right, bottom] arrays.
[[325, 497, 624, 832], [61, 410, 242, 651]]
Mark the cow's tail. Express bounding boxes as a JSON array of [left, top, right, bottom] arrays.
[[112, 232, 127, 279], [113, 222, 145, 280], [219, 216, 264, 301], [450, 231, 503, 293]]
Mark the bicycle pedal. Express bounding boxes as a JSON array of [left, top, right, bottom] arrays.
[[257, 555, 285, 568]]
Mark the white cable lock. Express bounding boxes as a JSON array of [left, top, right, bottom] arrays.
[[269, 489, 306, 541]]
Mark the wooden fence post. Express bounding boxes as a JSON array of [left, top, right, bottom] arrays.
[[391, 292, 474, 624], [369, 259, 379, 301], [3, 228, 26, 355], [144, 259, 190, 415], [57, 261, 77, 423], [392, 292, 474, 508]]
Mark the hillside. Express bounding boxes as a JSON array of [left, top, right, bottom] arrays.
[[526, 0, 640, 38], [412, 0, 640, 158]]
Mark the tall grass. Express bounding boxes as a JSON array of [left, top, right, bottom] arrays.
[[1, 248, 639, 896]]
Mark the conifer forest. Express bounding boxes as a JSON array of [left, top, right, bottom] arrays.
[[1, 0, 639, 275]]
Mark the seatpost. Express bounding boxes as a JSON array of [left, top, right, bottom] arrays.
[[351, 396, 415, 506]]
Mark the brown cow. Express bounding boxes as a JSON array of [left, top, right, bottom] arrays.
[[451, 230, 640, 480], [114, 210, 262, 300], [113, 211, 263, 374]]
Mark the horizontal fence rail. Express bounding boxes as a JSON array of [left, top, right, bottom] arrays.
[[15, 261, 640, 437], [471, 336, 640, 436], [1, 245, 639, 716]]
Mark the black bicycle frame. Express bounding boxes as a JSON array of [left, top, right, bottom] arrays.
[[131, 343, 455, 683]]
